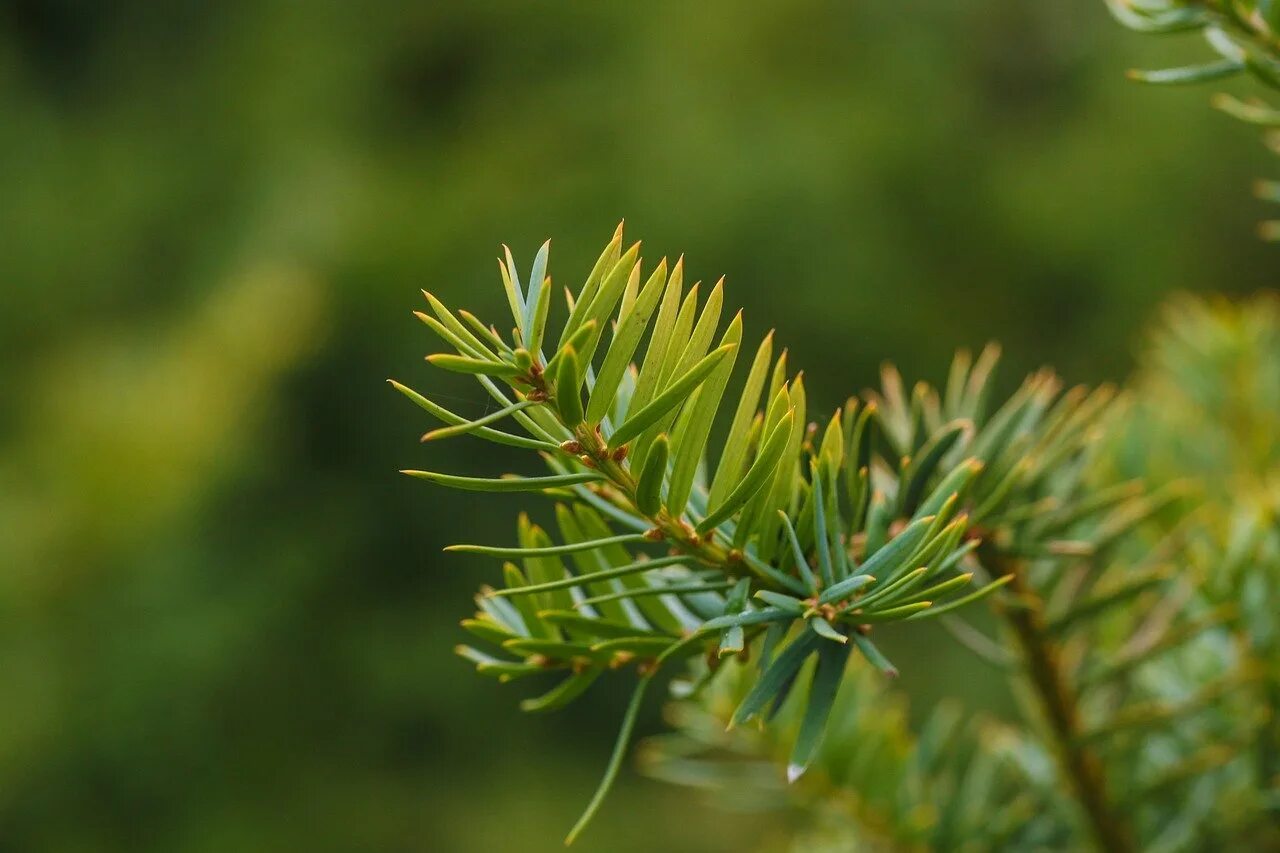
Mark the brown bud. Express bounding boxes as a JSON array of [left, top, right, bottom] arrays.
[[559, 440, 582, 454]]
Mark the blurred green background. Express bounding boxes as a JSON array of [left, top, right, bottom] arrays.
[[1, 2, 1274, 850]]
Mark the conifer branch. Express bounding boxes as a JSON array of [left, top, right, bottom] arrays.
[[983, 546, 1135, 853]]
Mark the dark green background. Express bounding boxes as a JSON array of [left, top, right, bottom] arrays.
[[0, 2, 1271, 850]]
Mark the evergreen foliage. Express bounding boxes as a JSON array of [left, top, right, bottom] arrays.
[[1110, 0, 1280, 238], [388, 7, 1280, 847], [643, 294, 1280, 851], [392, 229, 1175, 844]]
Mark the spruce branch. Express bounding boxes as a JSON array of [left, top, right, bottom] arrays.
[[639, 317, 1272, 850], [393, 229, 1276, 848], [642, 653, 1066, 850], [1107, 0, 1280, 237], [393, 225, 1007, 841]]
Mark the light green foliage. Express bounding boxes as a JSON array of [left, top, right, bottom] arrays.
[[1101, 294, 1280, 845], [394, 228, 1132, 843], [1108, 292, 1280, 486]]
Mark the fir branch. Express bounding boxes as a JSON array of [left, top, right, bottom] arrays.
[[393, 226, 1006, 841], [982, 546, 1136, 853], [1108, 0, 1280, 238]]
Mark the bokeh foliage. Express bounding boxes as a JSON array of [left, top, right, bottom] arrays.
[[644, 296, 1280, 849], [1110, 0, 1280, 238], [1, 2, 1278, 851]]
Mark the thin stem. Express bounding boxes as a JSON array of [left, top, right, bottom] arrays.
[[572, 421, 740, 572], [982, 545, 1135, 853]]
